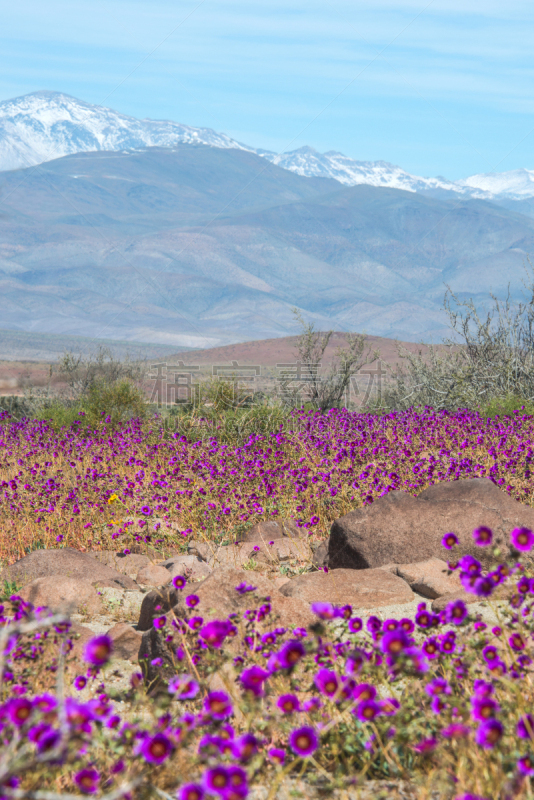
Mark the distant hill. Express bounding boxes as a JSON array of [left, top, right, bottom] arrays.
[[1, 143, 534, 348]]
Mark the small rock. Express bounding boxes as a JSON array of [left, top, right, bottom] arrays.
[[106, 622, 143, 662], [237, 518, 303, 544], [187, 540, 212, 561], [138, 586, 180, 631], [137, 566, 314, 633], [312, 542, 329, 569], [139, 568, 314, 687], [279, 568, 414, 608], [136, 564, 172, 587], [19, 576, 103, 615], [274, 576, 290, 589], [90, 551, 151, 577], [431, 590, 481, 612], [161, 554, 212, 581], [68, 623, 100, 666], [0, 547, 138, 591], [394, 558, 462, 599]]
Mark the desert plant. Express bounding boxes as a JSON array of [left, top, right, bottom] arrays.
[[385, 263, 534, 412], [57, 346, 145, 401], [280, 310, 379, 411]]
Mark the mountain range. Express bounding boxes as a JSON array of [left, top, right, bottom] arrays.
[[2, 91, 534, 206], [1, 91, 534, 350]]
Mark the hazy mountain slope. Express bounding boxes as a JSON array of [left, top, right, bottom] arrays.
[[0, 145, 339, 221], [1, 145, 534, 347]]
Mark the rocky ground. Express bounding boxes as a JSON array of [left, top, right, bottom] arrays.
[[2, 477, 527, 797]]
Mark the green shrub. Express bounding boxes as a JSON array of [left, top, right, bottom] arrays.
[[478, 393, 534, 418]]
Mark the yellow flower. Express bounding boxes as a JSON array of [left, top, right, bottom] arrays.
[[107, 494, 118, 504]]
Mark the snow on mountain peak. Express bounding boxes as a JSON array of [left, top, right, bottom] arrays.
[[0, 90, 532, 202], [0, 90, 253, 172], [457, 168, 534, 199]]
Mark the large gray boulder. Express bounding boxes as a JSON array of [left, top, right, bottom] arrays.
[[328, 479, 534, 570]]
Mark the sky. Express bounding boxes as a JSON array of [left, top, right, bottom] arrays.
[[1, 0, 534, 180]]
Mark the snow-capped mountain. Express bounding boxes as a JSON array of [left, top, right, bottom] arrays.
[[0, 90, 254, 172], [259, 145, 462, 194], [0, 90, 532, 202], [457, 168, 534, 200]]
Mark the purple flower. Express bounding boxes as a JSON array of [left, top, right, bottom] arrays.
[[509, 632, 526, 651], [380, 628, 410, 656], [442, 532, 459, 549], [240, 665, 270, 696], [413, 737, 437, 753], [140, 732, 173, 764], [431, 696, 446, 714], [425, 678, 451, 697], [6, 698, 33, 726], [188, 616, 204, 631], [472, 526, 493, 546], [345, 648, 368, 676], [277, 693, 300, 714], [288, 725, 319, 756], [475, 719, 503, 749], [473, 680, 494, 696], [310, 602, 335, 619], [441, 723, 470, 739], [153, 615, 166, 629], [203, 691, 233, 719], [276, 639, 305, 669], [399, 618, 415, 633], [186, 594, 200, 608], [74, 769, 100, 794], [421, 637, 440, 659], [172, 575, 187, 590], [518, 755, 534, 776], [268, 747, 286, 764], [366, 615, 382, 633], [178, 784, 204, 800], [141, 506, 152, 515], [511, 527, 534, 551], [348, 617, 363, 633], [83, 635, 113, 666], [226, 766, 248, 797], [168, 674, 200, 699], [199, 620, 232, 648], [314, 668, 340, 697], [472, 576, 494, 597], [517, 714, 534, 739], [445, 599, 468, 625], [353, 683, 377, 702], [439, 634, 456, 654], [73, 676, 87, 690], [482, 645, 498, 663], [458, 555, 482, 576], [415, 609, 433, 628], [232, 733, 259, 762], [379, 697, 400, 716], [354, 699, 381, 722], [203, 766, 230, 795], [471, 697, 499, 721], [235, 582, 257, 594]]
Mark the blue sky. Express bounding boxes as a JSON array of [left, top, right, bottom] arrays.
[[2, 0, 534, 180]]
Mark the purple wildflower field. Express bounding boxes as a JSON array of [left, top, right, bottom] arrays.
[[1, 406, 533, 561], [2, 406, 534, 798]]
